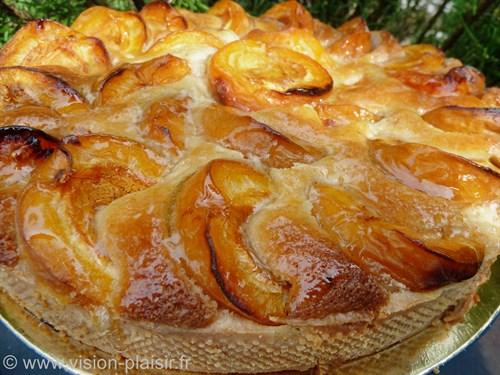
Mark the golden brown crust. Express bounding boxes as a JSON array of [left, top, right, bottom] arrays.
[[0, 0, 498, 373]]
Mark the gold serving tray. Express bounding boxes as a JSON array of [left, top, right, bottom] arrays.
[[1, 258, 498, 375]]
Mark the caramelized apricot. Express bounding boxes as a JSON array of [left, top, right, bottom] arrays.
[[337, 17, 369, 35], [0, 126, 65, 266], [328, 17, 371, 60], [482, 87, 500, 107], [329, 30, 372, 60], [262, 0, 314, 30], [209, 40, 332, 111], [246, 28, 334, 70], [99, 182, 217, 326], [174, 160, 286, 323], [208, 0, 253, 36], [140, 98, 189, 149], [72, 6, 147, 62], [314, 103, 380, 127], [0, 20, 111, 77], [178, 8, 224, 30], [423, 106, 499, 133], [249, 207, 385, 318], [310, 184, 482, 291], [140, 1, 187, 44], [0, 67, 84, 111], [201, 105, 321, 168], [143, 31, 224, 61], [97, 55, 190, 104], [385, 44, 445, 73], [19, 134, 166, 303], [0, 107, 61, 135], [313, 19, 342, 49], [391, 66, 485, 97], [369, 140, 500, 202]]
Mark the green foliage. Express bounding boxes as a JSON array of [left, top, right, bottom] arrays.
[[2, 0, 89, 24], [0, 3, 21, 45], [0, 0, 498, 84], [94, 0, 136, 11], [170, 0, 209, 12]]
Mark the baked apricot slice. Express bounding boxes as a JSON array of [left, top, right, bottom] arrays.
[[423, 106, 499, 133], [99, 182, 217, 327], [97, 55, 190, 104], [310, 184, 482, 291], [174, 160, 287, 323], [329, 31, 372, 60], [208, 0, 253, 36], [140, 0, 187, 44], [313, 19, 342, 49], [201, 105, 321, 168], [18, 134, 166, 304], [314, 103, 380, 127], [262, 0, 314, 30], [72, 6, 147, 62], [328, 17, 371, 60], [391, 66, 485, 97], [140, 98, 189, 150], [209, 40, 333, 111], [369, 140, 500, 202], [482, 87, 500, 107], [178, 8, 224, 30], [246, 28, 334, 70], [0, 126, 64, 266], [0, 20, 111, 77], [142, 31, 224, 61], [0, 107, 61, 135], [0, 67, 85, 112], [385, 44, 445, 73], [249, 207, 385, 319]]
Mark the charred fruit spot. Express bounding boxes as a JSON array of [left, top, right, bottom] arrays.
[[0, 126, 68, 267], [310, 183, 484, 292], [209, 40, 333, 111]]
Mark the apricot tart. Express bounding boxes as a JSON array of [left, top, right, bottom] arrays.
[[0, 1, 499, 373]]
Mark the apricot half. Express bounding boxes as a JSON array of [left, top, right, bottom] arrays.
[[72, 6, 147, 62], [209, 40, 333, 111], [99, 182, 217, 327], [262, 0, 314, 30], [18, 134, 166, 304], [391, 66, 485, 97], [249, 207, 385, 319], [97, 55, 190, 104], [310, 184, 482, 291], [140, 98, 189, 150], [0, 107, 61, 136], [0, 126, 64, 266], [142, 30, 224, 62], [314, 103, 380, 127], [208, 0, 254, 36], [0, 67, 85, 112], [369, 140, 500, 202], [140, 1, 187, 44], [328, 17, 372, 60], [201, 105, 321, 168], [246, 28, 334, 70], [423, 106, 499, 133], [174, 160, 286, 323], [0, 20, 111, 77]]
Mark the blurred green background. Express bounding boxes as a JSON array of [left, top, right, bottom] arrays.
[[0, 0, 498, 85]]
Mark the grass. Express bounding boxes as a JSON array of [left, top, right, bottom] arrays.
[[0, 0, 498, 85]]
